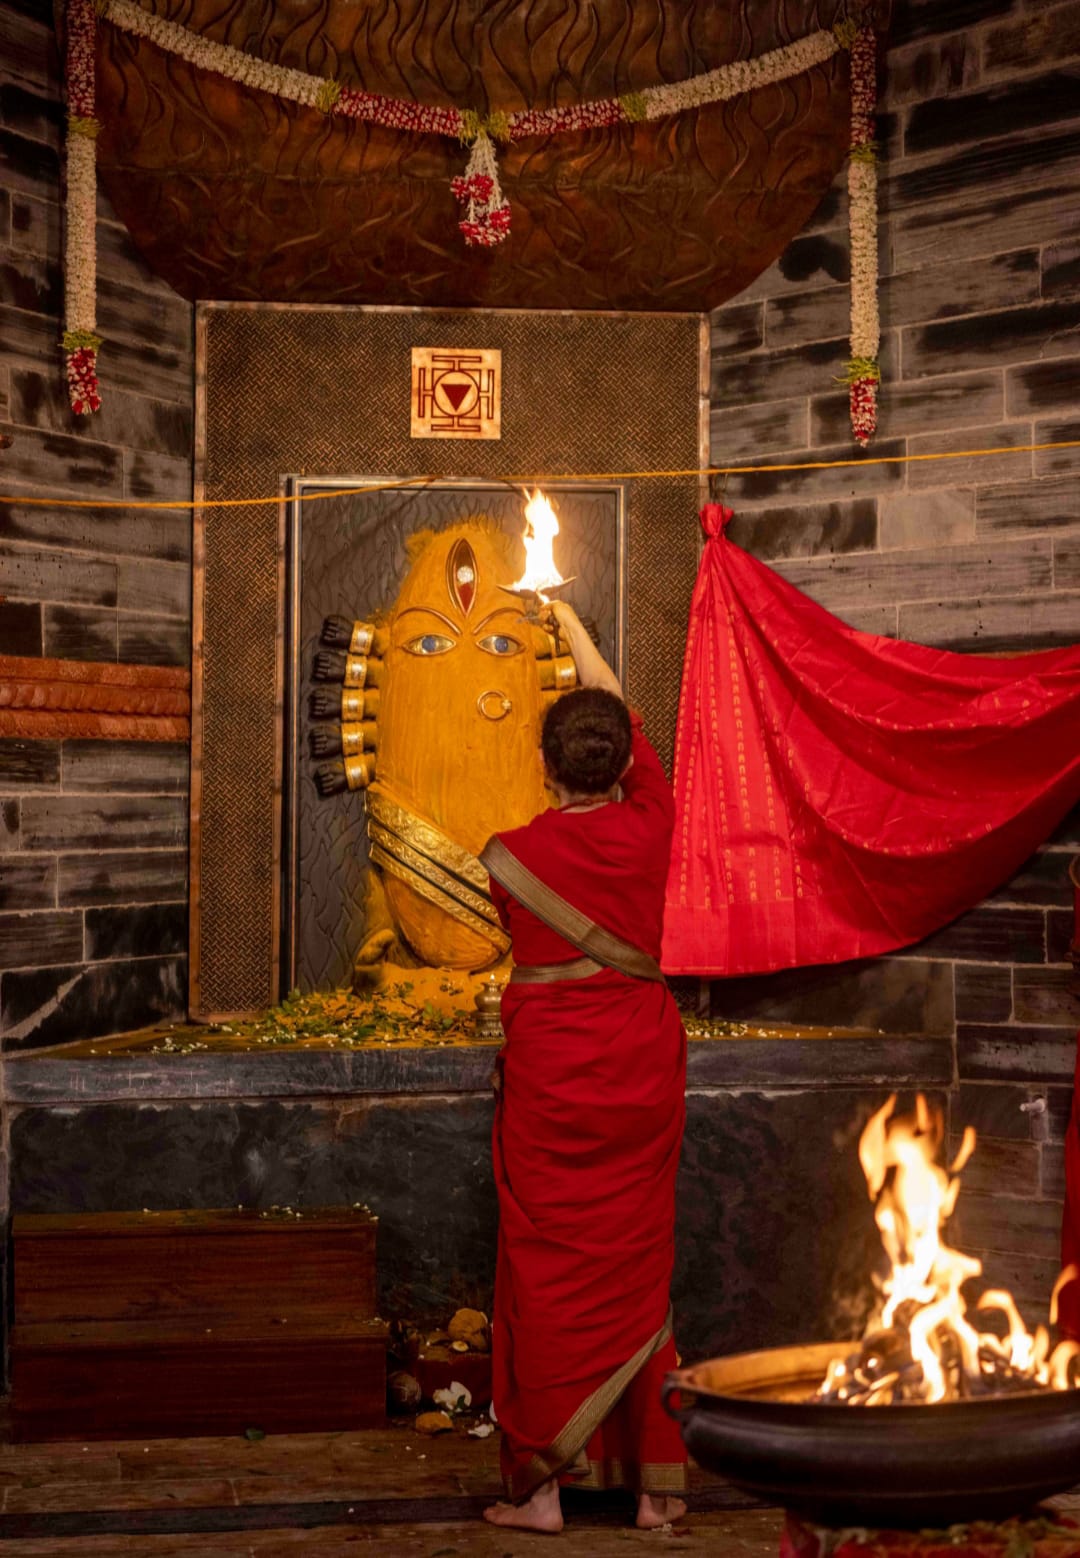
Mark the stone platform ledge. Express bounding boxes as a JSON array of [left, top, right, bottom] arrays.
[[2, 1024, 953, 1104]]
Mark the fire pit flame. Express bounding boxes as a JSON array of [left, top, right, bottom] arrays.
[[816, 1093, 1079, 1405]]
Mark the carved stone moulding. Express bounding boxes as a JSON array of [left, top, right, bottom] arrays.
[[93, 0, 858, 312], [0, 656, 191, 741]]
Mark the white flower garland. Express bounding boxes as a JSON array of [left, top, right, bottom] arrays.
[[68, 1, 880, 435]]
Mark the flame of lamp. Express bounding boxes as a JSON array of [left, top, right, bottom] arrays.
[[512, 489, 565, 598]]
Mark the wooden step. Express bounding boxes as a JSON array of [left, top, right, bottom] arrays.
[[12, 1206, 378, 1325], [10, 1315, 389, 1441]]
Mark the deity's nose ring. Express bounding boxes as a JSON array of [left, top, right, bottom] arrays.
[[478, 690, 512, 721]]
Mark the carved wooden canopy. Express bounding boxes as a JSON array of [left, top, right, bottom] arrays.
[[93, 1, 862, 312]]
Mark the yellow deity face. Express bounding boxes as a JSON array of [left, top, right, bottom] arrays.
[[372, 525, 549, 968]]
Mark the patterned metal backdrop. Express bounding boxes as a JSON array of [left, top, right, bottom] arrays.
[[194, 304, 701, 1017], [292, 482, 622, 991]]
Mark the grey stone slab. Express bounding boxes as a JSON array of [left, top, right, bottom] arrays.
[[116, 614, 191, 668], [1042, 1145, 1068, 1201], [0, 78, 61, 148], [812, 372, 1004, 446], [976, 478, 1080, 535], [1034, 418, 1080, 477], [1055, 537, 1080, 590], [905, 69, 1080, 158], [124, 449, 193, 507], [0, 8, 59, 92], [685, 1034, 951, 1091], [838, 603, 899, 638], [1048, 909, 1075, 965], [0, 856, 55, 911], [0, 246, 57, 313], [906, 423, 1034, 489], [888, 0, 1015, 47], [9, 369, 195, 472], [8, 192, 56, 257], [0, 188, 9, 247], [0, 909, 79, 965], [883, 29, 981, 108], [1043, 240, 1080, 302], [1006, 360, 1080, 418], [0, 543, 118, 607], [116, 559, 191, 621], [892, 175, 1080, 274], [955, 1081, 1050, 1144], [770, 253, 1040, 354], [0, 424, 125, 502], [0, 124, 57, 199], [710, 336, 898, 412], [893, 127, 1080, 216], [991, 850, 1075, 909], [0, 797, 19, 853], [1048, 802, 1080, 847], [711, 302, 763, 357], [0, 600, 36, 656], [966, 1248, 1065, 1313], [712, 957, 954, 1037], [1046, 1085, 1074, 1143], [774, 536, 1051, 611], [62, 740, 189, 795], [958, 1023, 1078, 1082], [952, 1190, 1064, 1260], [0, 910, 82, 971], [878, 490, 975, 550], [897, 591, 1080, 652], [96, 275, 194, 359], [983, 1, 1080, 76], [20, 795, 188, 853], [83, 902, 188, 962], [903, 299, 1080, 380], [725, 437, 905, 508], [1013, 966, 1080, 1028], [948, 1136, 1040, 1198], [0, 497, 192, 566], [956, 963, 1013, 1025], [0, 955, 186, 1051], [710, 399, 808, 462], [725, 499, 876, 562], [909, 906, 1044, 967], [730, 226, 851, 304], [42, 605, 118, 662], [57, 850, 188, 909], [0, 739, 58, 791]]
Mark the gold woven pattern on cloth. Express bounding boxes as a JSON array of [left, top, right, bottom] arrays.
[[369, 843, 511, 955], [367, 790, 489, 894], [367, 821, 500, 927]]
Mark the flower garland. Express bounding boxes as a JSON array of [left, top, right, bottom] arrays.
[[846, 24, 879, 445], [67, 1, 881, 441], [101, 0, 842, 251], [63, 0, 102, 415]]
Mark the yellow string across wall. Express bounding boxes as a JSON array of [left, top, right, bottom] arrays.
[[1, 438, 1078, 511]]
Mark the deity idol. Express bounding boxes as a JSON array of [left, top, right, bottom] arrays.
[[309, 522, 578, 985]]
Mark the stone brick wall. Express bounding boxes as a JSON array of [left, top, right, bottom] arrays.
[[0, 0, 193, 1052], [708, 0, 1080, 1308]]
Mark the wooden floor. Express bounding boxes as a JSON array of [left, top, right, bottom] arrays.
[[0, 1423, 783, 1556]]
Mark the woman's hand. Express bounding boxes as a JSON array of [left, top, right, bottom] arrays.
[[549, 602, 623, 698]]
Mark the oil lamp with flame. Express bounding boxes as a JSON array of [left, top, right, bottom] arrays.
[[664, 1097, 1080, 1528], [501, 490, 576, 641]]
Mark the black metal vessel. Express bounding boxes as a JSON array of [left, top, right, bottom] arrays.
[[664, 1343, 1080, 1529]]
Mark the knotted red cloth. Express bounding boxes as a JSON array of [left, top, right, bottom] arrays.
[[662, 504, 1080, 977]]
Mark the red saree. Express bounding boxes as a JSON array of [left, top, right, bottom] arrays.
[[486, 713, 688, 1501]]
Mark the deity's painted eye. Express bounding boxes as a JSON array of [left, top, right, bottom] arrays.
[[478, 633, 523, 657], [404, 633, 456, 656]]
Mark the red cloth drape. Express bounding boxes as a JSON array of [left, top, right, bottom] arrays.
[[489, 717, 688, 1500], [662, 505, 1080, 977]]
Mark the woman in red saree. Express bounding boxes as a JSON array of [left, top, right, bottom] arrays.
[[480, 603, 688, 1535]]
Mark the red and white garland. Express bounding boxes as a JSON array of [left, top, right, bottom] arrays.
[[846, 24, 880, 445], [66, 1, 881, 441], [63, 0, 102, 415]]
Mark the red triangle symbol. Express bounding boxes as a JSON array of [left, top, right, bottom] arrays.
[[443, 380, 470, 411]]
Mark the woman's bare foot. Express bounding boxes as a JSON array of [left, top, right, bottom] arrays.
[[636, 1493, 688, 1530], [483, 1477, 563, 1533]]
